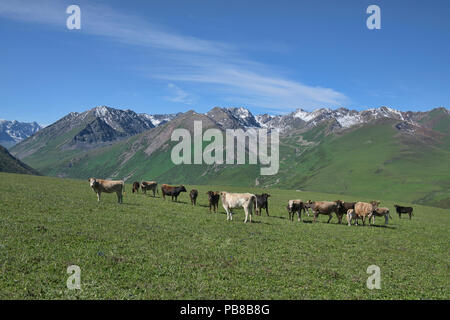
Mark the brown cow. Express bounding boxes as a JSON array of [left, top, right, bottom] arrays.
[[354, 201, 380, 226], [190, 189, 198, 205], [88, 178, 124, 203], [206, 191, 220, 213], [161, 184, 186, 202], [307, 200, 343, 223], [132, 181, 140, 194], [141, 181, 158, 196], [371, 207, 392, 225]]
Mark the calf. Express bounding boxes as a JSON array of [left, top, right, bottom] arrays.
[[132, 181, 140, 194], [354, 201, 380, 226], [254, 193, 270, 216], [346, 209, 362, 226], [190, 189, 198, 206], [206, 191, 220, 213], [141, 181, 158, 196], [371, 207, 391, 225], [161, 184, 187, 202], [220, 192, 257, 223], [394, 205, 413, 219], [88, 178, 124, 203], [306, 200, 343, 223], [286, 200, 307, 221]]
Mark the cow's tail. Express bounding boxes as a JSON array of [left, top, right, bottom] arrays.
[[253, 195, 258, 213]]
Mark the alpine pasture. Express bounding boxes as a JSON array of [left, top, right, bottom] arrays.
[[0, 172, 448, 299]]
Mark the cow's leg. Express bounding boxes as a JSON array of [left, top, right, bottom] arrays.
[[409, 212, 412, 220], [384, 215, 388, 225], [97, 192, 101, 202], [266, 206, 269, 216], [313, 211, 318, 222], [244, 207, 249, 223], [347, 213, 351, 226], [327, 214, 332, 223]]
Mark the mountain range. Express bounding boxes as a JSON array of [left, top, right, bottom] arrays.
[[8, 105, 450, 208], [0, 119, 42, 148]]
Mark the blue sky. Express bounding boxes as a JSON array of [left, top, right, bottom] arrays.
[[0, 0, 449, 124]]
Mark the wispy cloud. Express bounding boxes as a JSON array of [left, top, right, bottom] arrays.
[[0, 0, 349, 111], [165, 83, 194, 105]]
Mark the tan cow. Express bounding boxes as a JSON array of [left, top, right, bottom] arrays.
[[346, 209, 362, 226], [220, 192, 257, 223], [371, 207, 391, 225], [141, 181, 158, 196], [306, 200, 343, 223], [354, 201, 380, 226], [88, 178, 124, 203]]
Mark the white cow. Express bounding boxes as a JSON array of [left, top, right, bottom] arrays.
[[220, 192, 257, 223]]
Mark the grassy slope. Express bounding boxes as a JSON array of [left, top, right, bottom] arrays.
[[0, 172, 448, 299], [0, 146, 40, 175]]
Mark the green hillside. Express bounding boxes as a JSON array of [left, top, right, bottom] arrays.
[[0, 145, 39, 175], [0, 172, 448, 299]]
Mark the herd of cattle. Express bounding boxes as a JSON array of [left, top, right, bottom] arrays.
[[88, 178, 414, 226]]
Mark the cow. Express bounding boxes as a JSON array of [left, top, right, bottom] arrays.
[[394, 205, 414, 219], [371, 207, 392, 225], [220, 192, 257, 223], [306, 200, 343, 223], [336, 201, 357, 224], [132, 181, 140, 194], [190, 189, 198, 206], [286, 200, 307, 221], [141, 181, 159, 197], [354, 201, 380, 226], [346, 209, 362, 226], [254, 193, 270, 216], [206, 191, 220, 213], [88, 178, 124, 203], [161, 184, 187, 202]]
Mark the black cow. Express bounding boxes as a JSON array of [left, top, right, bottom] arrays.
[[206, 191, 220, 213], [286, 200, 307, 221], [190, 189, 198, 206], [254, 193, 270, 216], [132, 181, 140, 194], [394, 205, 414, 219], [161, 184, 187, 202], [336, 201, 356, 223]]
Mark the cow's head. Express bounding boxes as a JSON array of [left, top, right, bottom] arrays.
[[371, 200, 380, 208], [179, 185, 187, 192], [88, 178, 97, 188], [261, 193, 270, 199], [305, 200, 313, 208]]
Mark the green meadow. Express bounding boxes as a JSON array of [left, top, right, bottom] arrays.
[[0, 172, 448, 299]]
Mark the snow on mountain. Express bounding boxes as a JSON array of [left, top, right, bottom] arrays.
[[0, 120, 42, 148]]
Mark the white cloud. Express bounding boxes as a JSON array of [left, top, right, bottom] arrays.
[[165, 83, 194, 105], [0, 0, 349, 111]]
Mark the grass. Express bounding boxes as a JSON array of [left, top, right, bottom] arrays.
[[0, 172, 448, 299]]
